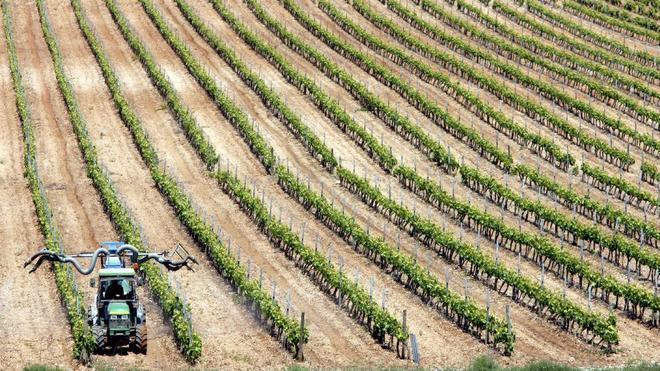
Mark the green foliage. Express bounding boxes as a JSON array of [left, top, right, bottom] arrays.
[[319, 0, 643, 170], [174, 0, 338, 171], [232, 0, 514, 353], [459, 166, 660, 315], [581, 163, 660, 208], [525, 0, 656, 65], [23, 366, 65, 371], [512, 164, 659, 250], [103, 0, 217, 170], [324, 0, 576, 170], [274, 164, 514, 352], [452, 0, 660, 100], [467, 355, 500, 371], [336, 167, 619, 347], [277, 0, 514, 171], [139, 0, 413, 350], [137, 0, 275, 171], [2, 0, 95, 360], [589, 0, 659, 19], [641, 162, 660, 185]]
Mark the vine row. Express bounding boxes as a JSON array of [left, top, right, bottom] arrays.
[[217, 168, 409, 354], [449, 0, 660, 101], [138, 0, 426, 355], [561, 0, 660, 43], [338, 167, 620, 348], [275, 164, 516, 353], [227, 0, 463, 174], [641, 162, 660, 186], [173, 0, 338, 172], [513, 164, 659, 249], [242, 0, 660, 322], [460, 166, 660, 290], [594, 0, 658, 18], [524, 0, 656, 66], [178, 0, 516, 353], [342, 1, 634, 170], [572, 0, 659, 31], [581, 163, 660, 212], [398, 166, 660, 323]]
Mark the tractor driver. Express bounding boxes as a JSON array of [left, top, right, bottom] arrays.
[[104, 279, 134, 300]]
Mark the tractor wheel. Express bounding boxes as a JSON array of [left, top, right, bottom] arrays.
[[135, 324, 147, 354], [93, 326, 106, 353]]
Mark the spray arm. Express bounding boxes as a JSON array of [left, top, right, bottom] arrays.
[[24, 244, 198, 274]]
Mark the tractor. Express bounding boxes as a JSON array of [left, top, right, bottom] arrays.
[[24, 241, 197, 355]]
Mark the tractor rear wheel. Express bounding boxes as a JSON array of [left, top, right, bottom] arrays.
[[135, 324, 147, 354], [93, 326, 106, 353]]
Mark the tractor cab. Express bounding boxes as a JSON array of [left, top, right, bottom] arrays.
[[93, 268, 142, 340]]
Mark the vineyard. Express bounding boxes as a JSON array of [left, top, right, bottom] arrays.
[[0, 0, 658, 368]]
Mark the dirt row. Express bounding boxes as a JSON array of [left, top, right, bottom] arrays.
[[260, 0, 659, 292], [8, 1, 193, 369], [162, 0, 541, 366], [156, 1, 605, 366], [405, 0, 658, 107], [3, 0, 657, 368], [0, 7, 72, 367], [245, 1, 660, 364], [247, 0, 657, 222], [115, 0, 517, 365], [339, 0, 660, 279]]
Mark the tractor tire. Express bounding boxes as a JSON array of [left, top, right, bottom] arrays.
[[93, 326, 106, 354], [135, 324, 147, 354]]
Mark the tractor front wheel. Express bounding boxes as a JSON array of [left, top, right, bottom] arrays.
[[135, 324, 147, 354], [93, 326, 106, 353]]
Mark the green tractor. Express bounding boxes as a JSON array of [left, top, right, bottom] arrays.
[[25, 241, 197, 354]]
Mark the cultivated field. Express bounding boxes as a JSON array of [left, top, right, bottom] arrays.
[[0, 0, 658, 369]]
